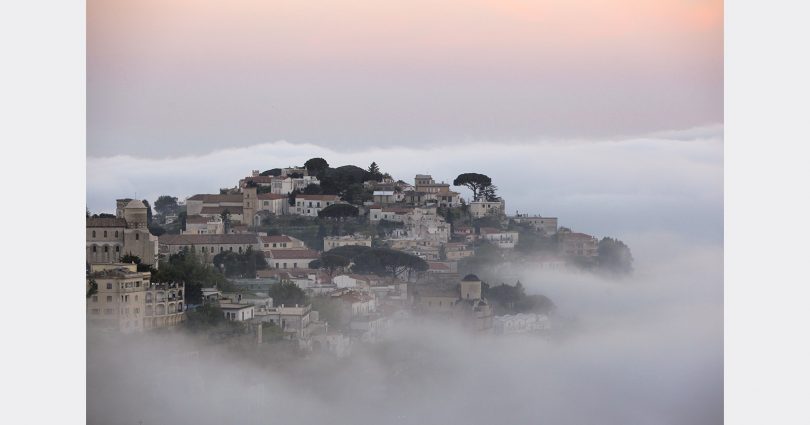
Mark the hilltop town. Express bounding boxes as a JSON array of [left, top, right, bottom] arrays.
[[86, 158, 633, 355]]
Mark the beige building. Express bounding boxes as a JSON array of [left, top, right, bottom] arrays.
[[558, 230, 599, 258], [186, 194, 243, 217], [87, 263, 185, 332], [511, 214, 558, 235], [413, 274, 493, 332], [323, 235, 372, 251], [260, 235, 306, 252], [87, 199, 158, 266], [183, 215, 224, 235], [158, 233, 261, 262], [266, 249, 321, 269], [470, 199, 506, 218]]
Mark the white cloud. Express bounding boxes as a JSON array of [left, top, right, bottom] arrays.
[[87, 125, 723, 241]]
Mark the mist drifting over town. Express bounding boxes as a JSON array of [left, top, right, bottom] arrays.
[[87, 126, 722, 425]]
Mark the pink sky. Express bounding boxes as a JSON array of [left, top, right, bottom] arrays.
[[88, 0, 722, 157]]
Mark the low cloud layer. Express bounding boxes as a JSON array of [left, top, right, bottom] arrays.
[[87, 124, 723, 242], [88, 233, 722, 425]]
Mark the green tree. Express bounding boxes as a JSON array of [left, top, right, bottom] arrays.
[[481, 184, 500, 201], [152, 251, 229, 304], [304, 157, 330, 176], [453, 173, 493, 201], [86, 277, 98, 298], [288, 189, 300, 207], [269, 282, 308, 307], [154, 195, 179, 216], [310, 253, 350, 279], [318, 203, 359, 220], [184, 304, 227, 331], [260, 168, 282, 177], [142, 199, 153, 225], [220, 209, 232, 233], [303, 184, 323, 195], [367, 162, 382, 181], [352, 248, 429, 279], [597, 237, 634, 274]]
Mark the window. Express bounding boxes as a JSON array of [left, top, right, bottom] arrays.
[[106, 283, 112, 290], [92, 245, 97, 253], [103, 230, 107, 237], [91, 308, 100, 315], [92, 230, 96, 238], [104, 308, 113, 315], [135, 233, 139, 240], [115, 231, 118, 237], [104, 246, 108, 253], [92, 296, 98, 302], [115, 246, 120, 252], [106, 296, 112, 302]]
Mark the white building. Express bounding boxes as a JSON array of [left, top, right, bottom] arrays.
[[511, 215, 558, 235], [493, 313, 551, 334], [480, 228, 520, 249], [323, 235, 372, 251], [294, 194, 341, 216], [260, 235, 306, 252], [220, 303, 255, 321], [183, 215, 224, 235]]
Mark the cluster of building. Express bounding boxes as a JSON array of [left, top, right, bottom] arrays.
[[85, 167, 610, 352]]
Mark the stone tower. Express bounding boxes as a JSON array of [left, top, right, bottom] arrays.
[[460, 274, 482, 300], [242, 184, 257, 227], [123, 199, 148, 229]]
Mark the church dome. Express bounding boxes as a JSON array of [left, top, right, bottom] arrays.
[[125, 199, 146, 209]]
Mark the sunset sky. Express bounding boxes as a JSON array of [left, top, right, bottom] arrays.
[[88, 0, 722, 158]]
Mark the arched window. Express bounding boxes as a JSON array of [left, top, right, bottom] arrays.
[[92, 245, 97, 253], [115, 231, 118, 238], [104, 246, 108, 253], [103, 230, 107, 237], [92, 230, 96, 238], [135, 233, 140, 240], [145, 292, 153, 303], [115, 246, 120, 252]]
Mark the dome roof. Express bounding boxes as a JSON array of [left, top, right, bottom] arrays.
[[125, 199, 147, 209], [462, 274, 481, 282]]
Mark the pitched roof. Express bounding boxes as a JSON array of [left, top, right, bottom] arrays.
[[125, 199, 147, 209], [257, 193, 286, 200], [185, 215, 211, 224], [260, 235, 293, 243], [86, 217, 128, 228], [188, 194, 243, 203], [159, 233, 259, 245], [427, 262, 450, 271], [559, 232, 597, 240], [297, 194, 340, 201], [200, 206, 243, 215], [243, 175, 275, 184], [266, 249, 320, 260]]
